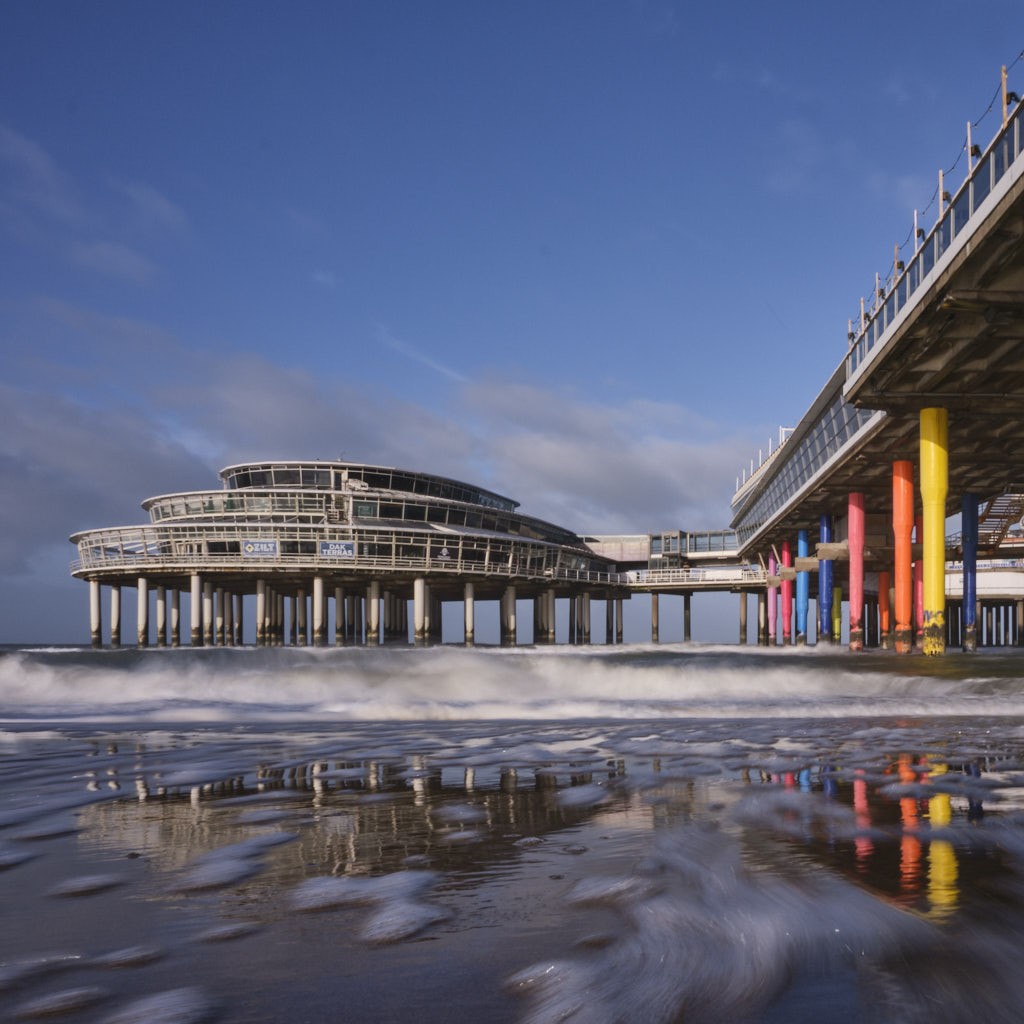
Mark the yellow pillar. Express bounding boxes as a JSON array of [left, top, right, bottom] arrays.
[[920, 408, 948, 655]]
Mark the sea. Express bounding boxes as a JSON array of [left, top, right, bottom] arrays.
[[2, 641, 1024, 1023]]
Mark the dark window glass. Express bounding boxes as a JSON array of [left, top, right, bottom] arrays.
[[952, 191, 970, 236], [884, 293, 895, 327], [379, 502, 403, 519], [921, 236, 935, 278], [354, 500, 379, 518], [274, 469, 300, 485], [404, 504, 427, 521], [994, 136, 1010, 184], [936, 213, 951, 258], [427, 505, 447, 523], [973, 156, 991, 209]]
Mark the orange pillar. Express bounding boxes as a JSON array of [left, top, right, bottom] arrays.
[[878, 570, 891, 649], [893, 461, 914, 654]]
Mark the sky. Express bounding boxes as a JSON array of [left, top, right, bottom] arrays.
[[2, 1, 1022, 643]]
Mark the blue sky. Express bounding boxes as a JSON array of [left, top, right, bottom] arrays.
[[2, 1, 1022, 642]]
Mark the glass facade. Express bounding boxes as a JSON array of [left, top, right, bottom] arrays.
[[847, 107, 1023, 377]]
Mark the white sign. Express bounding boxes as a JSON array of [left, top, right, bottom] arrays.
[[319, 540, 355, 558], [243, 540, 278, 556]]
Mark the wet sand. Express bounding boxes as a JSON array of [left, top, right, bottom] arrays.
[[3, 716, 1024, 1022]]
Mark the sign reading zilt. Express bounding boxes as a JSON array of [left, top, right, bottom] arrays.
[[243, 540, 279, 556], [319, 540, 355, 559]]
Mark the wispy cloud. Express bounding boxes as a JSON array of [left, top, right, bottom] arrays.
[[312, 269, 337, 288], [68, 240, 158, 284], [375, 324, 468, 383], [116, 180, 189, 234], [0, 122, 87, 225]]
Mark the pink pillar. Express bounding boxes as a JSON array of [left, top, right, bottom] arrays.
[[914, 515, 924, 649], [781, 541, 793, 645], [768, 552, 778, 645], [848, 493, 865, 651]]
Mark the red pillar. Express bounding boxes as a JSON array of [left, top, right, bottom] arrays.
[[848, 493, 865, 651], [893, 461, 914, 654]]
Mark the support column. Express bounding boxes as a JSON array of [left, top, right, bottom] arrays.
[[739, 592, 748, 645], [171, 588, 181, 647], [605, 597, 614, 644], [568, 594, 577, 644], [920, 408, 948, 655], [583, 592, 591, 644], [414, 578, 427, 643], [781, 540, 793, 644], [295, 588, 306, 646], [214, 588, 224, 646], [651, 592, 659, 643], [767, 553, 778, 646], [615, 598, 623, 644], [110, 585, 122, 648], [501, 586, 517, 645], [547, 589, 557, 643], [255, 579, 266, 646], [913, 516, 924, 650], [878, 571, 892, 649], [224, 590, 233, 646], [848, 493, 865, 651], [203, 581, 214, 646], [313, 576, 326, 646], [137, 577, 149, 647], [191, 574, 203, 647], [90, 579, 102, 648], [464, 582, 474, 645], [832, 586, 842, 643], [233, 592, 243, 646], [893, 460, 914, 654], [156, 586, 167, 647], [367, 581, 381, 643], [757, 590, 767, 645], [796, 530, 809, 645], [683, 592, 692, 642], [335, 587, 345, 645], [818, 514, 833, 645]]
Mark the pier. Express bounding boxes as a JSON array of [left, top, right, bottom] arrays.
[[70, 72, 1024, 655]]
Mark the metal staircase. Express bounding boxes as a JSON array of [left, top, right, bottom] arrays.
[[977, 490, 1024, 554]]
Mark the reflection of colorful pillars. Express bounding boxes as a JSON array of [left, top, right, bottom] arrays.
[[768, 552, 777, 645], [853, 772, 873, 870], [796, 530, 809, 645], [818, 515, 833, 644], [781, 541, 793, 645], [878, 571, 892, 649], [962, 493, 979, 652], [914, 515, 924, 649], [921, 409, 949, 655], [848, 493, 865, 650], [898, 754, 922, 899], [893, 461, 915, 653], [926, 762, 958, 918]]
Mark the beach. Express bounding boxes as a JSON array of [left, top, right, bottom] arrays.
[[3, 644, 1024, 1022]]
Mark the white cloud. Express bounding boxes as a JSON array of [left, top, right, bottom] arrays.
[[312, 269, 337, 288], [68, 240, 158, 283], [117, 180, 188, 233], [375, 324, 468, 383]]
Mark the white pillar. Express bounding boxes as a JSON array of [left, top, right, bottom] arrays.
[[414, 578, 426, 641], [215, 587, 225, 645], [190, 574, 203, 646], [90, 579, 102, 648], [367, 580, 381, 642], [156, 585, 167, 647], [110, 585, 122, 647], [223, 590, 233, 646], [137, 577, 149, 648], [256, 579, 266, 646], [313, 576, 325, 646], [202, 580, 214, 646], [464, 582, 474, 645], [171, 588, 181, 647]]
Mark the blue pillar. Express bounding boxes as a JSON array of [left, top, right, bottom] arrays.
[[818, 514, 833, 644], [796, 529, 809, 645], [962, 494, 978, 652]]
